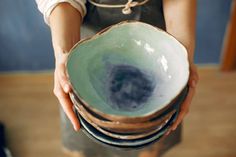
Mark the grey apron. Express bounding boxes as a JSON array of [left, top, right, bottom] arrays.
[[61, 0, 182, 156]]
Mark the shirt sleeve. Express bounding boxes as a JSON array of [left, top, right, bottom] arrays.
[[35, 0, 87, 25]]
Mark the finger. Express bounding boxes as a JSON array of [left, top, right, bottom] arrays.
[[171, 87, 196, 131], [171, 110, 185, 131], [189, 75, 198, 88], [56, 64, 71, 93], [54, 76, 80, 131], [164, 129, 171, 136], [59, 93, 80, 131], [189, 65, 199, 88]]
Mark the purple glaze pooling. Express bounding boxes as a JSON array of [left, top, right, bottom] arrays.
[[107, 65, 156, 111]]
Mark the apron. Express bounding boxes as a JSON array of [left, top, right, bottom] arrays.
[[61, 0, 182, 156], [80, 0, 166, 38]]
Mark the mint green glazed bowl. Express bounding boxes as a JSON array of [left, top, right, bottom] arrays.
[[67, 21, 189, 122]]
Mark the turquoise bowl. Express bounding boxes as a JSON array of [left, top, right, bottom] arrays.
[[67, 21, 189, 122]]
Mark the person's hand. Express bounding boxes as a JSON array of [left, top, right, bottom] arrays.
[[49, 3, 82, 131], [165, 62, 199, 135]]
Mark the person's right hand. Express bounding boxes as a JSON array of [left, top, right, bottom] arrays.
[[49, 3, 82, 131]]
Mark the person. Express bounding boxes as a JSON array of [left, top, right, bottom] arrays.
[[36, 0, 199, 156]]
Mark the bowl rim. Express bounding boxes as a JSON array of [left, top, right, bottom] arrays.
[[71, 86, 188, 123], [72, 97, 173, 140], [77, 108, 179, 147], [70, 92, 175, 132], [66, 20, 189, 120]]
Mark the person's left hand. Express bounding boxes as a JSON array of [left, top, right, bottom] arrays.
[[165, 62, 199, 136]]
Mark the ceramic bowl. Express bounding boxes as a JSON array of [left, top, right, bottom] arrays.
[[77, 108, 179, 148], [76, 86, 186, 148], [67, 21, 189, 122], [75, 103, 172, 140], [71, 86, 188, 133], [70, 92, 175, 133]]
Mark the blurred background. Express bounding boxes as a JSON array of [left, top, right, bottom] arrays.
[[0, 0, 235, 157]]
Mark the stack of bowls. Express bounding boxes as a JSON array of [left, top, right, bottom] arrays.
[[67, 21, 189, 149]]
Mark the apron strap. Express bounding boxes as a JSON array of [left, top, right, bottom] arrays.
[[88, 0, 150, 14]]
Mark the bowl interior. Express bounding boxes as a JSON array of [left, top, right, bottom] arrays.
[[67, 22, 189, 117]]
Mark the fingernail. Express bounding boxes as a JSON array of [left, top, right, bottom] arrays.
[[64, 84, 70, 93], [172, 126, 177, 131], [73, 125, 79, 131], [191, 80, 196, 87], [166, 130, 170, 135]]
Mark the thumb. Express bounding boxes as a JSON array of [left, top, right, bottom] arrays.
[[188, 64, 199, 88]]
